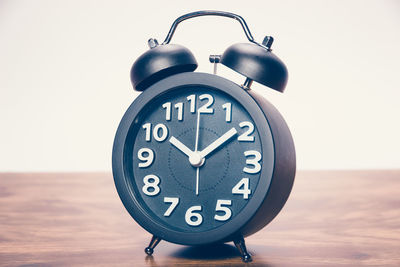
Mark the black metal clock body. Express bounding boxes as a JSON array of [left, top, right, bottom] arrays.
[[113, 72, 295, 244], [112, 11, 295, 262]]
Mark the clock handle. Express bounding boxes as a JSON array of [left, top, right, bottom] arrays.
[[162, 10, 269, 49]]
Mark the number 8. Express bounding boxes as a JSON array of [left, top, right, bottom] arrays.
[[142, 174, 160, 196]]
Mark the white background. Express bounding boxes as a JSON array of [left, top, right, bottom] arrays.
[[0, 0, 399, 172]]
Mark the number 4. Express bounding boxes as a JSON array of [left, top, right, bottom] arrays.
[[232, 178, 251, 199]]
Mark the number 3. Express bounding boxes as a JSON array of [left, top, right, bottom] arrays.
[[243, 150, 262, 174]]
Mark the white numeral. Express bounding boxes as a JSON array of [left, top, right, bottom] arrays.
[[163, 197, 179, 217], [185, 206, 203, 226], [175, 102, 184, 121], [243, 150, 262, 174], [214, 200, 232, 221], [187, 94, 196, 113], [142, 123, 152, 141], [142, 174, 160, 196], [198, 94, 214, 113], [238, 121, 255, 142], [137, 148, 154, 168], [142, 123, 169, 142], [163, 102, 184, 121], [222, 103, 232, 122], [232, 178, 251, 199], [162, 102, 172, 121]]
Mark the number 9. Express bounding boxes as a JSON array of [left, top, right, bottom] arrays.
[[138, 148, 154, 168]]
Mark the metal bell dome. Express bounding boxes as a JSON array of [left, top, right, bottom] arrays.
[[221, 42, 288, 92], [130, 42, 198, 91]]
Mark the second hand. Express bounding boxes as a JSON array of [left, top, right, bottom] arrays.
[[194, 111, 201, 196]]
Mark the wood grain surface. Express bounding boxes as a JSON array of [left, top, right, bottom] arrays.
[[0, 170, 399, 266]]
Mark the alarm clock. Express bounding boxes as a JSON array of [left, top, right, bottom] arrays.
[[112, 11, 295, 262]]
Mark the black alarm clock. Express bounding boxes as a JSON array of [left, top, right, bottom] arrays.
[[112, 11, 295, 262]]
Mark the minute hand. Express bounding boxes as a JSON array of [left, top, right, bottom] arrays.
[[198, 128, 237, 159]]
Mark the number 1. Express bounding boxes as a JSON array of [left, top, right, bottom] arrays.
[[187, 94, 196, 113], [222, 103, 232, 122], [162, 102, 171, 121], [175, 102, 183, 121]]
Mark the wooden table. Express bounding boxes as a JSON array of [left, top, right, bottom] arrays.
[[0, 171, 399, 266]]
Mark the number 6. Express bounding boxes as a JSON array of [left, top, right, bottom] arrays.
[[185, 206, 203, 226]]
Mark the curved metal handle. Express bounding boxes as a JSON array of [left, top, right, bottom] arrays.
[[162, 10, 260, 46]]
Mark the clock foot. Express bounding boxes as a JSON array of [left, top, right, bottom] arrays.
[[144, 235, 162, 255], [234, 236, 252, 262]]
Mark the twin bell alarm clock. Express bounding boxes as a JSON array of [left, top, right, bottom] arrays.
[[112, 11, 295, 262]]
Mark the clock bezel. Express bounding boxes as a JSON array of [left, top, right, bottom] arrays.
[[112, 72, 276, 245]]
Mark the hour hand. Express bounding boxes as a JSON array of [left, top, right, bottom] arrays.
[[199, 128, 237, 159], [169, 136, 195, 158]]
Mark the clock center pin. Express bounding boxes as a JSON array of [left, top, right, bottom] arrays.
[[189, 153, 205, 167]]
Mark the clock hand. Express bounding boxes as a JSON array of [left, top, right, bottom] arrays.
[[198, 128, 237, 159], [194, 111, 201, 152], [169, 136, 205, 167], [169, 136, 195, 158], [194, 111, 201, 196], [195, 167, 200, 195]]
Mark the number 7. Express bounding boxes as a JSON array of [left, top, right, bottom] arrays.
[[163, 197, 179, 217]]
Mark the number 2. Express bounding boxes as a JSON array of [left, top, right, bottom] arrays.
[[238, 121, 255, 142], [198, 94, 214, 113]]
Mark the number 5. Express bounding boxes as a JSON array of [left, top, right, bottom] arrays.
[[214, 200, 232, 221]]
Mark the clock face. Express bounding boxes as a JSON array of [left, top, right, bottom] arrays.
[[113, 73, 292, 245], [125, 85, 270, 233]]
